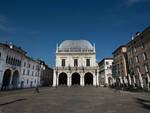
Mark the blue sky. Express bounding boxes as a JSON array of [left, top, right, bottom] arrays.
[[0, 0, 150, 67]]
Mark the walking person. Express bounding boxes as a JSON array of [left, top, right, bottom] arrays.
[[34, 85, 39, 93]]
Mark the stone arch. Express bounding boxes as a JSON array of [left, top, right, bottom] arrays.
[[59, 72, 67, 85], [12, 70, 19, 89], [84, 72, 93, 85], [1, 69, 11, 90], [72, 72, 80, 85]]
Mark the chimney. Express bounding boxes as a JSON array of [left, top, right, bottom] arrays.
[[136, 32, 140, 36], [131, 35, 134, 40]]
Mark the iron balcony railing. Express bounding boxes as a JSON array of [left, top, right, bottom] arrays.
[[55, 66, 99, 71]]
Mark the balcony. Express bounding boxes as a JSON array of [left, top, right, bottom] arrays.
[[55, 66, 98, 71]]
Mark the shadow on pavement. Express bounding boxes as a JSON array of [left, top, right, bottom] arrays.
[[0, 99, 26, 107], [136, 98, 150, 110]]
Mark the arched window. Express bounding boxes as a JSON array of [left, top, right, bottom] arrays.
[[6, 56, 8, 63], [14, 59, 16, 66], [12, 58, 15, 65], [16, 59, 18, 66], [8, 57, 11, 64], [19, 61, 21, 66], [10, 57, 13, 65]]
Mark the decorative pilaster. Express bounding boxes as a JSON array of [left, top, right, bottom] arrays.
[[139, 72, 143, 88], [52, 70, 56, 87], [93, 75, 96, 86], [0, 71, 3, 89], [97, 72, 99, 86], [82, 76, 85, 86], [128, 74, 131, 85], [9, 71, 13, 89], [56, 75, 59, 86], [67, 76, 71, 87], [80, 77, 84, 86]]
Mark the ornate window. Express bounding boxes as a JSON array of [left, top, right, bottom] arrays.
[[27, 70, 30, 75], [106, 62, 109, 65], [6, 56, 8, 63], [86, 59, 90, 67], [28, 64, 30, 68], [23, 69, 25, 75], [32, 71, 34, 76], [74, 59, 78, 66], [61, 59, 65, 67], [24, 62, 26, 67], [141, 42, 144, 49]]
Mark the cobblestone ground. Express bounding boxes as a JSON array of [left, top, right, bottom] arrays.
[[0, 87, 150, 113]]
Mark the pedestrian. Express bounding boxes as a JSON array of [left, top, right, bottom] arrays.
[[34, 85, 39, 93]]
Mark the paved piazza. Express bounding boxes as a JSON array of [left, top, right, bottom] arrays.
[[0, 87, 150, 113]]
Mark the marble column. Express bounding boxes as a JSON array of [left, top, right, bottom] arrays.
[[52, 70, 56, 87], [139, 72, 143, 88], [82, 76, 85, 86], [0, 71, 3, 89], [56, 74, 59, 86], [128, 74, 131, 85], [67, 76, 71, 87], [9, 71, 13, 89], [93, 75, 96, 86], [80, 75, 84, 86], [96, 72, 99, 86]]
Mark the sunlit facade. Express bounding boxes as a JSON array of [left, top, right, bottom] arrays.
[[53, 40, 99, 87]]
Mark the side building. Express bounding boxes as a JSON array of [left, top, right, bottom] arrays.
[[127, 27, 150, 90], [21, 56, 41, 88], [37, 60, 53, 86], [0, 42, 47, 90], [98, 58, 113, 86], [112, 46, 128, 87]]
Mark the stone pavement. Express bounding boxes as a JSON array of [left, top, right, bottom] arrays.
[[0, 87, 150, 113]]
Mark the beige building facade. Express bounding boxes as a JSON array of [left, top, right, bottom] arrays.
[[127, 27, 150, 89], [112, 46, 128, 86]]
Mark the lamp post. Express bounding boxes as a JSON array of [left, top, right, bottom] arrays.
[[55, 67, 58, 88], [9, 42, 13, 49], [41, 63, 46, 86], [37, 63, 45, 87]]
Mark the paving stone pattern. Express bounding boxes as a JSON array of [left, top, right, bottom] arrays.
[[0, 87, 150, 113]]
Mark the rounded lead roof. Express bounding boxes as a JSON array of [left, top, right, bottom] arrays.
[[58, 40, 94, 50]]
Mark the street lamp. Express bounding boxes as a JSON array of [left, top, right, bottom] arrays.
[[9, 42, 13, 49], [41, 63, 46, 86], [55, 67, 58, 88]]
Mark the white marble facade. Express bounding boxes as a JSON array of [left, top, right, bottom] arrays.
[[0, 42, 41, 90], [99, 58, 114, 86], [53, 40, 99, 87]]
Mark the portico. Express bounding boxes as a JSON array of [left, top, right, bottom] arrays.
[[53, 71, 97, 87], [53, 40, 99, 87]]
